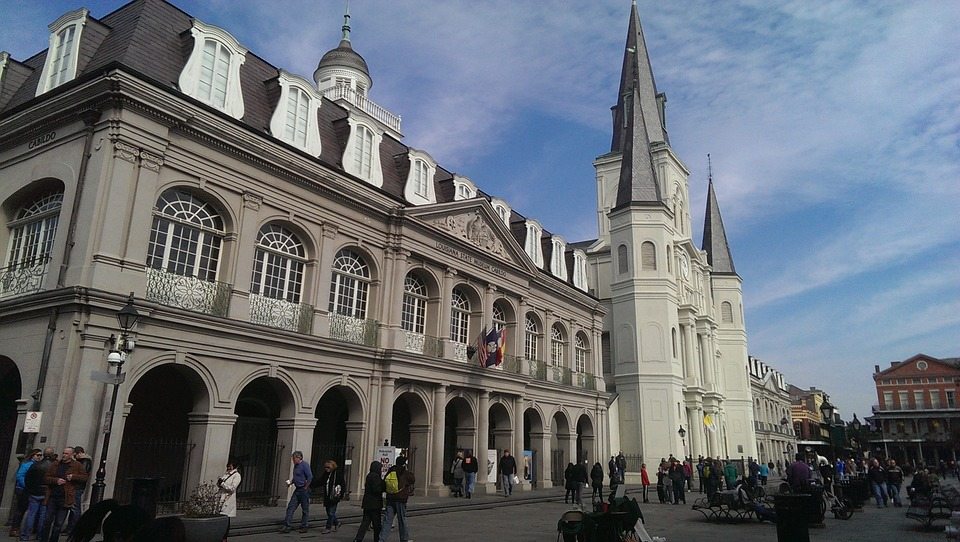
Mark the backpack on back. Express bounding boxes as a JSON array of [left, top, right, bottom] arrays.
[[385, 470, 400, 495]]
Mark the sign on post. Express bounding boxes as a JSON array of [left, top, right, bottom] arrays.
[[376, 446, 397, 477], [23, 411, 42, 433]]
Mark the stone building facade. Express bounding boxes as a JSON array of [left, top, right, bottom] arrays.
[[0, 1, 609, 513], [748, 356, 795, 465]]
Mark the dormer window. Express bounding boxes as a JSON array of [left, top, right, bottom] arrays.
[[343, 119, 383, 187], [572, 249, 588, 291], [269, 71, 322, 156], [178, 19, 247, 119], [550, 236, 567, 279], [524, 220, 543, 267], [491, 198, 511, 226], [403, 150, 437, 205], [453, 175, 476, 201], [36, 9, 88, 96]]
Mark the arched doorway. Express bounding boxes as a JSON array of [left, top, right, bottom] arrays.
[[0, 358, 21, 507], [116, 364, 207, 504], [229, 377, 295, 505], [313, 386, 363, 496], [551, 411, 572, 484], [576, 414, 595, 464], [523, 408, 545, 486], [390, 391, 430, 492], [443, 396, 474, 486]]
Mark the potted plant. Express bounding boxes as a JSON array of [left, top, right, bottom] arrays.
[[180, 481, 230, 542]]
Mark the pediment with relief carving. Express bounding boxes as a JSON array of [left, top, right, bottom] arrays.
[[430, 210, 507, 258]]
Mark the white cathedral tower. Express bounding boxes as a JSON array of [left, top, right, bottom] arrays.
[[588, 2, 755, 463]]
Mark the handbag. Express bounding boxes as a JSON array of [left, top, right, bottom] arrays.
[[512, 474, 520, 485]]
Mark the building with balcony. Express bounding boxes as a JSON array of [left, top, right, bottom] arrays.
[[870, 354, 960, 466], [749, 356, 794, 465], [587, 3, 756, 463], [789, 385, 832, 455], [0, 1, 609, 512]]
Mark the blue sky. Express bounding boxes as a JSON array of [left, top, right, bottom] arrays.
[[2, 1, 958, 421]]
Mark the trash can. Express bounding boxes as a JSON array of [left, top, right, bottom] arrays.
[[774, 493, 810, 542], [805, 485, 825, 526], [129, 477, 162, 519], [848, 477, 868, 507]]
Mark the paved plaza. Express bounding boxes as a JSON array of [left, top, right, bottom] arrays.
[[229, 479, 952, 541]]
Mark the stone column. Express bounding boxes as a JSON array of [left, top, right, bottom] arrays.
[[687, 406, 700, 459], [530, 431, 552, 488], [228, 192, 264, 320], [186, 411, 238, 493], [440, 268, 457, 358], [314, 224, 339, 336], [276, 416, 318, 500], [409, 424, 430, 496], [511, 397, 527, 491], [683, 324, 697, 384], [477, 391, 490, 456], [429, 385, 447, 495], [378, 377, 395, 446], [344, 420, 365, 497]]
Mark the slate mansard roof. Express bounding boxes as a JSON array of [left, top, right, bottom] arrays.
[[0, 0, 591, 292]]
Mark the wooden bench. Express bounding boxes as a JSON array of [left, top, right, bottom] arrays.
[[691, 491, 757, 523]]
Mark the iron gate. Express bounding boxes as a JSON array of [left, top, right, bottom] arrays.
[[114, 438, 195, 506], [551, 448, 565, 486], [310, 443, 355, 502]]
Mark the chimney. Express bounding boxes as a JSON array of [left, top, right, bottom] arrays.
[[874, 365, 880, 373]]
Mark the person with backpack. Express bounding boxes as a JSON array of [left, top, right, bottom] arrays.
[[379, 455, 414, 542], [353, 461, 385, 542], [462, 450, 478, 499]]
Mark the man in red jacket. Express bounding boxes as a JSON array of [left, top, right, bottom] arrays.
[[41, 447, 88, 542]]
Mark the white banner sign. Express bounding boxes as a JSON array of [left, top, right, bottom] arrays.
[[23, 411, 42, 433], [376, 446, 397, 477], [486, 449, 498, 483]]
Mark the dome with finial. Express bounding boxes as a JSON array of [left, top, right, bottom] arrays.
[[313, 4, 371, 88]]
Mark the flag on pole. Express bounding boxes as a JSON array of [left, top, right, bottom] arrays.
[[494, 327, 507, 366], [704, 413, 717, 433], [481, 327, 500, 367], [475, 327, 489, 367]]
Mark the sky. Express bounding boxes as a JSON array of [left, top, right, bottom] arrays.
[[2, 0, 958, 422]]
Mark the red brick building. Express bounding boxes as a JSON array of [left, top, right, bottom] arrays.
[[871, 354, 960, 466]]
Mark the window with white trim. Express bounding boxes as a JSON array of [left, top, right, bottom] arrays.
[[343, 120, 383, 187], [403, 151, 437, 205], [721, 301, 734, 323], [413, 160, 429, 197], [929, 391, 940, 409], [35, 9, 88, 96], [178, 19, 247, 119], [146, 189, 224, 281], [450, 288, 470, 344], [328, 249, 370, 319], [572, 250, 588, 291], [574, 334, 587, 373], [640, 241, 657, 270], [354, 124, 374, 179], [524, 315, 539, 361], [250, 224, 305, 303], [524, 221, 543, 267], [5, 192, 63, 269], [491, 198, 511, 226], [269, 71, 322, 155], [453, 176, 476, 201], [551, 324, 565, 366], [401, 274, 427, 334], [283, 87, 309, 147], [550, 236, 567, 279]]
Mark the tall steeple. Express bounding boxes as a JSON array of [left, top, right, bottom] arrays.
[[612, 1, 668, 208], [701, 157, 737, 275]]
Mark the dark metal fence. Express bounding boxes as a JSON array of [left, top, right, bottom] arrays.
[[114, 438, 195, 507], [622, 453, 643, 473], [310, 443, 355, 502], [233, 441, 285, 507], [551, 448, 566, 484]]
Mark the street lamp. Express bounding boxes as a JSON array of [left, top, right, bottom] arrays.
[[90, 293, 140, 504], [678, 425, 686, 458]]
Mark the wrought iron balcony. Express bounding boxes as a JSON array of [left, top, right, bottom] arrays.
[[403, 331, 442, 357], [145, 268, 231, 317], [328, 313, 378, 347], [453, 342, 468, 362], [527, 359, 547, 381], [0, 258, 50, 299], [575, 372, 596, 391], [249, 294, 313, 334], [550, 365, 573, 385]]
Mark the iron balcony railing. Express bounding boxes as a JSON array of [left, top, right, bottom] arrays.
[[145, 268, 231, 317], [575, 372, 597, 391], [0, 257, 50, 299], [321, 85, 401, 132], [328, 313, 378, 347], [550, 365, 573, 385], [453, 342, 468, 362], [249, 294, 313, 334], [403, 331, 443, 357]]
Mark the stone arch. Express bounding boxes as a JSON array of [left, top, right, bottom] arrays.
[[126, 353, 217, 411], [403, 266, 442, 339], [488, 400, 513, 453], [116, 362, 210, 504], [523, 405, 546, 486], [576, 412, 596, 464], [256, 214, 321, 262], [443, 394, 475, 485], [551, 409, 573, 483], [390, 387, 431, 491], [330, 241, 383, 284], [0, 357, 21, 508], [153, 180, 239, 235], [312, 382, 366, 496]]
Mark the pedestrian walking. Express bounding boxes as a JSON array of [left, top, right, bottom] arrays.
[[669, 460, 685, 505], [786, 453, 811, 493], [319, 459, 345, 533], [14, 449, 42, 542], [379, 455, 415, 542], [217, 461, 241, 541], [616, 452, 626, 481], [590, 462, 604, 503], [279, 451, 312, 534], [462, 450, 478, 498], [683, 459, 693, 491], [450, 450, 464, 497], [759, 461, 769, 485], [696, 458, 704, 493], [573, 461, 588, 507], [40, 446, 88, 542], [868, 458, 887, 507], [640, 463, 650, 503], [656, 461, 667, 504], [498, 449, 517, 497], [885, 459, 903, 507], [353, 461, 384, 542], [7, 450, 38, 539], [608, 456, 619, 489], [65, 446, 92, 536]]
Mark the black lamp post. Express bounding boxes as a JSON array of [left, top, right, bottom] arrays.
[[90, 293, 140, 504], [819, 399, 837, 460], [678, 425, 687, 457]]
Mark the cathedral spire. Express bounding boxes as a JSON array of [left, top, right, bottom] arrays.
[[612, 2, 668, 207], [341, 1, 352, 43], [701, 156, 737, 275]]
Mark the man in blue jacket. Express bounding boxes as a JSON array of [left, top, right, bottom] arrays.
[[280, 451, 313, 534]]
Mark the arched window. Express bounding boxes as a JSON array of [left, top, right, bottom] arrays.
[[198, 39, 232, 109], [449, 288, 470, 344], [283, 86, 310, 147], [641, 241, 657, 270], [401, 274, 427, 334], [551, 324, 565, 366], [721, 301, 734, 323], [354, 124, 374, 179], [5, 191, 63, 269], [492, 303, 507, 332], [617, 244, 629, 274], [524, 315, 539, 361], [671, 328, 678, 358], [574, 334, 587, 373], [328, 249, 370, 318], [250, 224, 305, 303], [147, 189, 224, 281], [412, 159, 429, 197]]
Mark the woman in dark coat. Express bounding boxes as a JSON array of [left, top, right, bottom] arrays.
[[590, 462, 605, 502], [319, 460, 346, 533], [563, 463, 576, 504], [352, 461, 385, 542]]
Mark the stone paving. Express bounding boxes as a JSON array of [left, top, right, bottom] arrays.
[[230, 477, 955, 541]]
